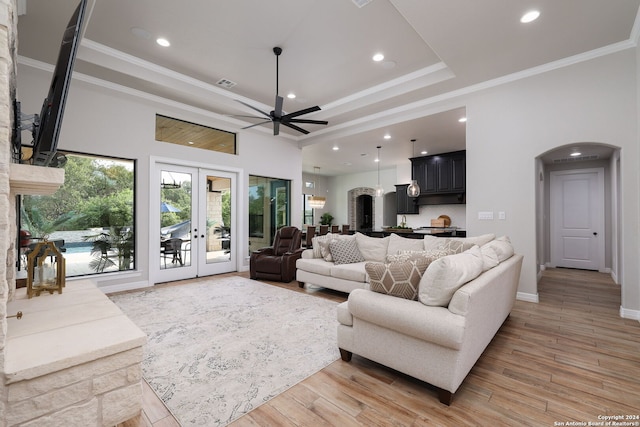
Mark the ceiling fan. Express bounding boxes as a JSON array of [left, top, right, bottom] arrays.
[[234, 47, 328, 136]]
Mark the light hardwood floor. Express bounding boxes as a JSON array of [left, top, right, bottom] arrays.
[[118, 268, 640, 426]]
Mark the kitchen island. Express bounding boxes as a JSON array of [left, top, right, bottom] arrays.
[[352, 227, 466, 239]]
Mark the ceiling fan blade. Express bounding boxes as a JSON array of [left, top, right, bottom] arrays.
[[242, 120, 272, 130], [273, 121, 280, 136], [287, 118, 329, 125], [281, 122, 310, 135], [227, 114, 269, 119], [235, 100, 271, 119], [274, 95, 284, 119], [281, 105, 321, 120]]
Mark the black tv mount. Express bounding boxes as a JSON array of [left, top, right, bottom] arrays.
[[12, 100, 39, 164]]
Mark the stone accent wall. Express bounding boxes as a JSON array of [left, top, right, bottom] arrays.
[[0, 0, 17, 423], [5, 348, 143, 426], [347, 187, 377, 230]]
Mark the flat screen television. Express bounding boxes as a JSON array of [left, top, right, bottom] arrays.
[[20, 0, 88, 167]]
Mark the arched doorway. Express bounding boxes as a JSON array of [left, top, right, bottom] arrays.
[[348, 187, 377, 231], [535, 143, 620, 282]]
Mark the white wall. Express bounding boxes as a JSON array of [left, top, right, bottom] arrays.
[[17, 64, 303, 288], [464, 49, 638, 308], [325, 48, 640, 314]]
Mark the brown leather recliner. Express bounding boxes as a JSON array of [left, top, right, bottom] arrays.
[[250, 226, 304, 282]]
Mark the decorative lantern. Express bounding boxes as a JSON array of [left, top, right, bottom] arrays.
[[26, 240, 65, 298]]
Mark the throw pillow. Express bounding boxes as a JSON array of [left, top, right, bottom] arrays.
[[387, 249, 450, 263], [435, 238, 476, 254], [355, 233, 390, 262], [482, 235, 514, 263], [480, 245, 500, 271], [387, 233, 425, 255], [366, 257, 432, 300], [330, 238, 365, 265], [451, 233, 496, 247], [418, 245, 484, 306], [312, 233, 334, 258]]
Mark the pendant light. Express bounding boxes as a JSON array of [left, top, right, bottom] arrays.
[[375, 146, 384, 197], [309, 166, 326, 208], [407, 139, 421, 197]]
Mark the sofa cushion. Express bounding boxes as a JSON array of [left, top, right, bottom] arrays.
[[330, 238, 365, 265], [480, 245, 500, 271], [451, 233, 496, 247], [296, 257, 334, 276], [312, 233, 334, 258], [331, 262, 368, 282], [387, 233, 425, 256], [423, 235, 442, 251], [436, 238, 476, 254], [386, 249, 451, 263], [355, 233, 390, 262], [482, 235, 514, 263], [366, 257, 433, 300], [418, 245, 484, 306]]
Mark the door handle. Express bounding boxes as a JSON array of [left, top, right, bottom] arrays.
[[593, 232, 598, 236]]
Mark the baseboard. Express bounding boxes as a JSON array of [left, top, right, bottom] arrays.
[[98, 280, 150, 294], [610, 270, 619, 285], [516, 292, 539, 303], [620, 306, 640, 321]]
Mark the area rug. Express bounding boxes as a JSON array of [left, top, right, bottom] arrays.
[[109, 276, 340, 426]]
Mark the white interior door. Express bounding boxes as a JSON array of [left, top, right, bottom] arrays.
[[153, 163, 236, 284], [550, 168, 604, 271]]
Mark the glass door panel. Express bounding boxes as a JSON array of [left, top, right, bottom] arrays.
[[198, 170, 236, 276]]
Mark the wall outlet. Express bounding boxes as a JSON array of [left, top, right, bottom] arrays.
[[478, 211, 494, 220], [498, 211, 506, 220]]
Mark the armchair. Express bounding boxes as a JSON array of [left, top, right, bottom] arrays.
[[250, 226, 303, 282]]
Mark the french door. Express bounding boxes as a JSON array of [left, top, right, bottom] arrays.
[[153, 163, 237, 283]]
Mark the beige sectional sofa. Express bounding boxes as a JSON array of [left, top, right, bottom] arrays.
[[296, 232, 495, 293], [335, 234, 523, 405]]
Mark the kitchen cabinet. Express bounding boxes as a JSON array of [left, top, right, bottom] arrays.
[[395, 184, 419, 214], [411, 150, 466, 197]]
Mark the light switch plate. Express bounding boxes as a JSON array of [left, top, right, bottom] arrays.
[[478, 211, 494, 220], [498, 211, 506, 220]]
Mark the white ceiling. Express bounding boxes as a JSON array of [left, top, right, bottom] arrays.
[[16, 0, 640, 175]]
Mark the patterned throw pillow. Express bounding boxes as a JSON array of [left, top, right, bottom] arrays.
[[387, 249, 451, 263], [436, 238, 476, 254], [312, 233, 334, 258], [366, 257, 432, 300], [329, 239, 365, 265]]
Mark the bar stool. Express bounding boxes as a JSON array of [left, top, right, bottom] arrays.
[[331, 225, 340, 234], [319, 225, 329, 235], [304, 226, 316, 248], [341, 224, 350, 235]]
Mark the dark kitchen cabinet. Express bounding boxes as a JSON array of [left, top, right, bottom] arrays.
[[395, 184, 419, 214], [411, 150, 466, 195]]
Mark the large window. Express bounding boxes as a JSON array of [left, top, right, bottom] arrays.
[[248, 176, 290, 254], [19, 152, 136, 276]]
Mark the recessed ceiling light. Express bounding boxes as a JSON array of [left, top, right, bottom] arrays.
[[372, 53, 384, 62], [187, 141, 194, 145], [332, 146, 339, 151], [156, 38, 171, 47], [570, 151, 582, 157], [287, 93, 296, 99], [421, 150, 428, 155], [458, 117, 467, 123], [520, 10, 540, 23], [384, 134, 391, 140]]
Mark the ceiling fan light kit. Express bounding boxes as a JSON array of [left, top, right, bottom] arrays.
[[236, 47, 328, 136]]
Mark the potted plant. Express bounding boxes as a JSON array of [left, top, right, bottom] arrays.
[[320, 213, 334, 226]]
